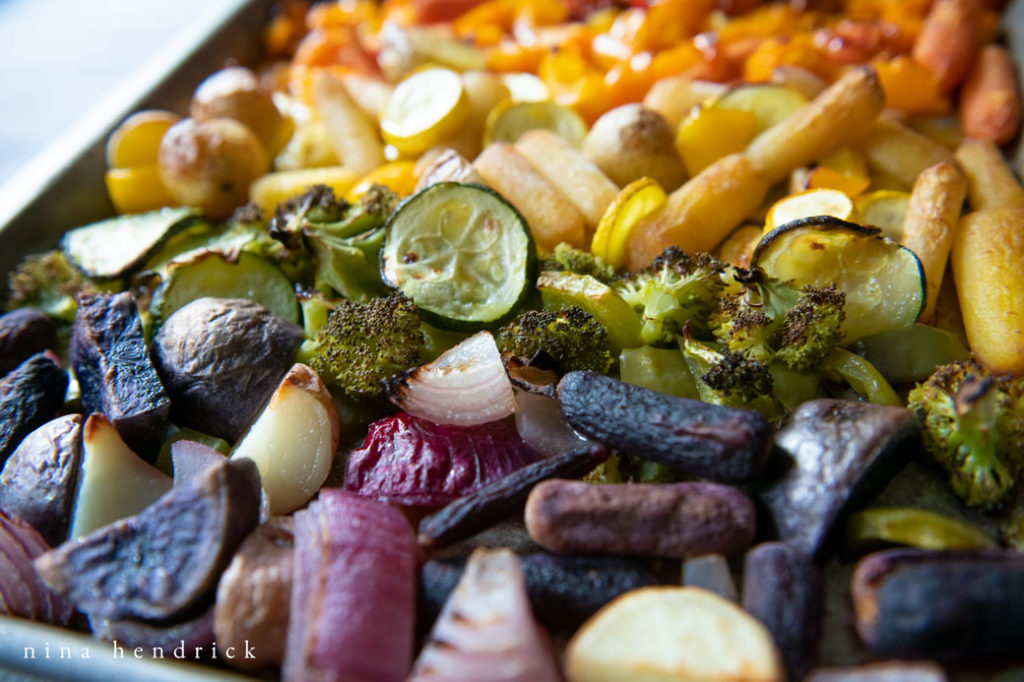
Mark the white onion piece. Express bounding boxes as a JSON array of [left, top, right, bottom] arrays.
[[514, 389, 591, 457], [393, 331, 516, 427]]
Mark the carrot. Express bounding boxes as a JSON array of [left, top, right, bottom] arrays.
[[954, 138, 1024, 211], [912, 0, 981, 93], [959, 45, 1022, 145]]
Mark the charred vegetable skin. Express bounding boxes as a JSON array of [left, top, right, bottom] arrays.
[[35, 458, 260, 623], [0, 415, 82, 546], [420, 554, 658, 632], [907, 360, 1024, 508], [70, 292, 169, 456], [557, 371, 771, 483], [852, 549, 1024, 661], [525, 479, 756, 559], [0, 352, 68, 467], [417, 444, 608, 549], [742, 542, 822, 682], [497, 306, 614, 374], [152, 297, 304, 442], [0, 309, 57, 377], [760, 399, 919, 558]]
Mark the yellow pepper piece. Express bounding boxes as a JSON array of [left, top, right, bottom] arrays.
[[874, 56, 941, 115], [105, 166, 177, 214], [804, 166, 871, 198], [591, 177, 667, 270], [676, 106, 758, 176], [346, 161, 418, 201], [105, 110, 180, 169]]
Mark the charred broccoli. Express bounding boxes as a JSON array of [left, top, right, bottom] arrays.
[[306, 294, 425, 399], [5, 250, 93, 321], [613, 247, 725, 346], [540, 243, 617, 284], [680, 327, 778, 415], [497, 306, 613, 374], [907, 361, 1024, 509], [711, 267, 845, 371], [270, 184, 398, 301]]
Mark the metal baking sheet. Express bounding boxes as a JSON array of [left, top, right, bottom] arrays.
[[3, 0, 1024, 680]]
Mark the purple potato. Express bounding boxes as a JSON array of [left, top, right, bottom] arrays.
[[0, 352, 68, 467], [0, 309, 57, 377]]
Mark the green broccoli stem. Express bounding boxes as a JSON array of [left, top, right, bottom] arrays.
[[820, 348, 902, 406]]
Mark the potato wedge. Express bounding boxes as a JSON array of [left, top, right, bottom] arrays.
[[861, 116, 954, 188], [311, 71, 384, 177], [745, 67, 885, 184], [515, 129, 619, 230], [627, 153, 769, 270], [565, 586, 783, 682], [951, 208, 1024, 374], [474, 142, 587, 252], [954, 138, 1024, 212], [230, 364, 340, 515], [900, 161, 967, 322]]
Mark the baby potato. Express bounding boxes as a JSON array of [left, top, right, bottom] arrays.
[[191, 66, 288, 155], [583, 104, 687, 191], [159, 117, 269, 219], [952, 208, 1024, 375]]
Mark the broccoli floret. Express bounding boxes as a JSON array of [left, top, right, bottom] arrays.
[[613, 247, 725, 346], [907, 361, 1024, 509], [680, 327, 778, 413], [711, 267, 845, 371], [269, 184, 398, 301], [5, 250, 93, 321], [540, 243, 617, 284], [307, 295, 425, 399], [497, 306, 613, 374]]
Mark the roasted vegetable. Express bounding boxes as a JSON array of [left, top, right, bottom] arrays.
[[305, 294, 424, 400], [36, 458, 260, 622], [152, 297, 304, 442], [0, 352, 68, 467], [0, 415, 82, 546], [683, 554, 738, 602], [612, 247, 725, 345], [284, 489, 416, 682], [804, 662, 948, 681], [89, 605, 215, 652], [497, 306, 614, 374], [741, 542, 822, 682], [845, 507, 996, 553], [537, 271, 642, 352], [0, 510, 71, 624], [539, 243, 617, 284], [760, 400, 919, 558], [411, 549, 560, 682], [711, 267, 846, 371], [272, 183, 397, 302], [558, 371, 772, 483], [70, 292, 169, 456], [907, 361, 1024, 508], [0, 309, 57, 377], [4, 250, 92, 322], [526, 479, 756, 559], [852, 549, 1024, 661], [417, 444, 608, 549], [681, 331, 778, 412]]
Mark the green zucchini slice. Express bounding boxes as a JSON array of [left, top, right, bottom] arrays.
[[380, 182, 535, 331], [150, 250, 299, 327], [752, 216, 925, 343], [61, 207, 202, 280]]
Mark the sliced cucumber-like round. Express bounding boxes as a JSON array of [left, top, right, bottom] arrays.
[[752, 216, 925, 343], [61, 207, 202, 280], [712, 83, 808, 135], [380, 182, 535, 331], [151, 250, 299, 327]]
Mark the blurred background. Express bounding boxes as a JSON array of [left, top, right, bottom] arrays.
[[0, 0, 242, 187]]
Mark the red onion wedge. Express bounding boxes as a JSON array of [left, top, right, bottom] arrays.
[[0, 510, 70, 624], [284, 489, 416, 682], [410, 548, 560, 682], [344, 413, 544, 507], [391, 331, 516, 427]]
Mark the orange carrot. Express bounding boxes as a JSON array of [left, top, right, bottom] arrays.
[[960, 45, 1022, 145], [912, 0, 980, 93]]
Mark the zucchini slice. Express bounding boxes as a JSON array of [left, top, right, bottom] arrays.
[[752, 216, 925, 343], [150, 251, 299, 327], [712, 83, 809, 135], [61, 207, 202, 280], [380, 182, 535, 331]]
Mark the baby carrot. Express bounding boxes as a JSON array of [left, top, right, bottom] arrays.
[[960, 45, 1022, 145], [912, 0, 980, 93]]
